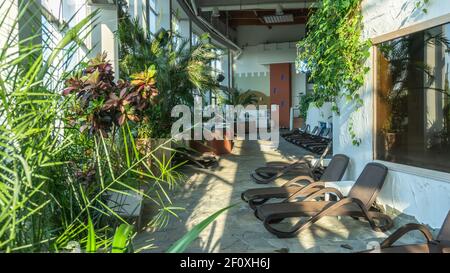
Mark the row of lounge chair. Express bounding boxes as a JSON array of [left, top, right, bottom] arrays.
[[243, 153, 450, 253], [283, 124, 332, 155], [173, 145, 219, 169], [251, 140, 331, 184]]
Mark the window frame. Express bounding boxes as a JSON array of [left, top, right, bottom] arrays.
[[147, 0, 159, 34], [372, 13, 450, 181]]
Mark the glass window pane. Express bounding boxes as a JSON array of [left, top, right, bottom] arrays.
[[150, 0, 156, 10], [149, 11, 157, 34], [375, 23, 450, 173]]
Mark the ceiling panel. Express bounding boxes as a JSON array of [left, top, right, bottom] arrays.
[[198, 0, 316, 7], [222, 9, 308, 27]]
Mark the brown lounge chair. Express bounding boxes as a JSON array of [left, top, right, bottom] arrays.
[[242, 154, 349, 210], [255, 163, 393, 238], [366, 210, 450, 253], [251, 142, 332, 184]]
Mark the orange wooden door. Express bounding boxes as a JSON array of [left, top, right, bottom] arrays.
[[270, 63, 291, 128]]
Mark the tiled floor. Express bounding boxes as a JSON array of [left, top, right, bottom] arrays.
[[134, 138, 428, 253]]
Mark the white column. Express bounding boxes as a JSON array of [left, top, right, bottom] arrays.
[[87, 4, 119, 80]]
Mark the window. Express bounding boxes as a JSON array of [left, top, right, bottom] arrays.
[[148, 0, 158, 34], [171, 11, 179, 32], [375, 22, 450, 173], [209, 48, 230, 105], [212, 48, 225, 77], [191, 32, 200, 46], [41, 0, 86, 88]]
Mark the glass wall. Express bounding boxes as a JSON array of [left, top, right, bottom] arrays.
[[148, 0, 158, 34], [375, 22, 450, 173]]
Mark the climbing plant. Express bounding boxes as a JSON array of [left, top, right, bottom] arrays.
[[298, 92, 317, 120], [297, 0, 432, 146], [297, 0, 369, 145], [415, 0, 430, 14]]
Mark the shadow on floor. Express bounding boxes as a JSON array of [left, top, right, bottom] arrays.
[[133, 137, 428, 253]]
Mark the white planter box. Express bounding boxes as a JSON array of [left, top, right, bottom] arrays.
[[106, 190, 143, 217]]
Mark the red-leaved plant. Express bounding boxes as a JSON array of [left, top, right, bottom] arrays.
[[63, 52, 158, 136]]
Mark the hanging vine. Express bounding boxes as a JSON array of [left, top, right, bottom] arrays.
[[415, 0, 430, 13], [297, 0, 369, 145], [297, 0, 432, 146]]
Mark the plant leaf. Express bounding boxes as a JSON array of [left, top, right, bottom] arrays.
[[111, 224, 134, 253], [86, 217, 97, 253], [166, 204, 236, 253]]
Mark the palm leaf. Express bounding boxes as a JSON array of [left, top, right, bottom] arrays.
[[111, 224, 134, 253], [166, 205, 236, 253]]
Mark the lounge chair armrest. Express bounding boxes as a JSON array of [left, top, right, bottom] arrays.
[[271, 197, 391, 237], [303, 187, 344, 201], [284, 182, 326, 202], [285, 197, 367, 234], [380, 223, 433, 248], [282, 176, 316, 187]]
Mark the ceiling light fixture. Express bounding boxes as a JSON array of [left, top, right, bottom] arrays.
[[275, 4, 284, 16], [263, 14, 293, 24], [212, 7, 220, 17]]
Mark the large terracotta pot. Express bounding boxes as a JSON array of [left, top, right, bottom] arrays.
[[207, 138, 234, 155], [189, 137, 234, 155], [294, 117, 304, 129], [187, 123, 234, 155]]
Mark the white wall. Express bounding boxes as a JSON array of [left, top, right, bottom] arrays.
[[334, 0, 450, 228], [236, 24, 305, 47], [291, 63, 306, 115], [88, 4, 119, 79], [306, 103, 332, 128], [234, 42, 307, 104], [234, 23, 306, 102], [234, 42, 298, 74]]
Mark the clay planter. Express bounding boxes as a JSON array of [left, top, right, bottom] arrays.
[[189, 137, 234, 156], [207, 137, 234, 155], [294, 117, 304, 129]]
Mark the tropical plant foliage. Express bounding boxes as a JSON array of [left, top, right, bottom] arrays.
[[219, 89, 262, 106], [63, 53, 158, 135], [0, 1, 183, 253], [297, 0, 370, 145], [167, 204, 235, 253], [297, 0, 370, 113], [415, 0, 430, 13], [297, 0, 432, 145], [117, 1, 219, 138], [298, 92, 317, 120]]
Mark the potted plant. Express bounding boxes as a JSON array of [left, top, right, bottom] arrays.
[[63, 53, 159, 223], [117, 7, 219, 158]]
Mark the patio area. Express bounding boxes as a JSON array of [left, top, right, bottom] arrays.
[[135, 137, 433, 253], [1, 0, 449, 255]]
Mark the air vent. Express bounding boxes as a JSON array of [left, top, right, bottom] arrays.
[[87, 0, 116, 5], [262, 14, 294, 24]]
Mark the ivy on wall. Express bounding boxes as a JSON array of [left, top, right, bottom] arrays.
[[297, 0, 369, 145], [298, 92, 317, 120], [296, 0, 431, 146], [415, 0, 430, 13]]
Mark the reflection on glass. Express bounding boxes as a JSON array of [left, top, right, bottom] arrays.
[[375, 23, 450, 173]]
